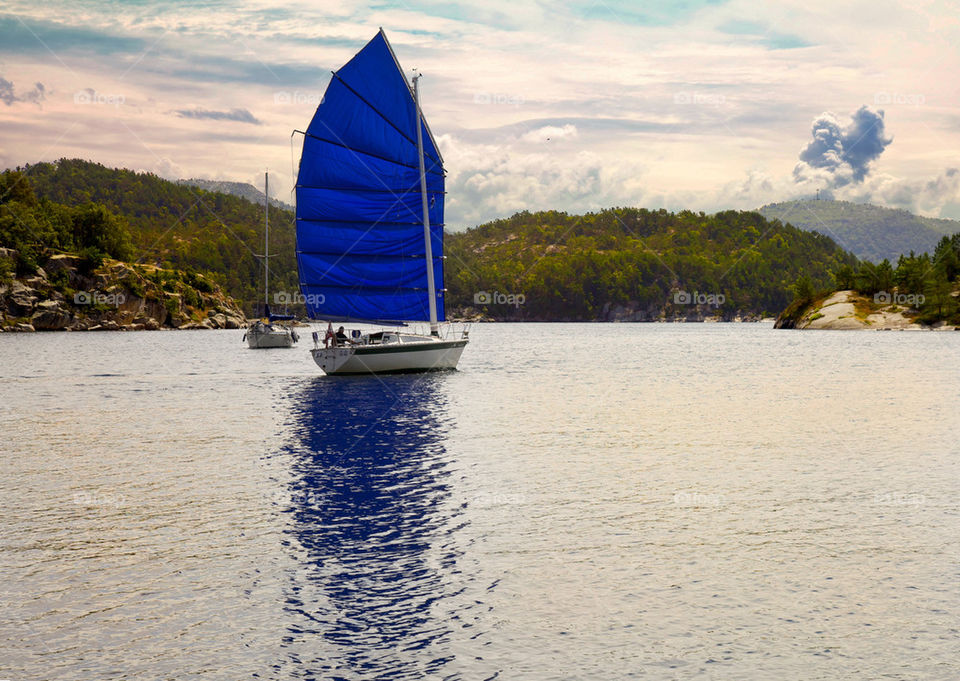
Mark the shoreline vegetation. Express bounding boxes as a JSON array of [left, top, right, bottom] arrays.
[[0, 163, 247, 332], [445, 206, 855, 321], [0, 247, 246, 333], [3, 158, 958, 331], [775, 238, 960, 330], [2, 159, 298, 320]]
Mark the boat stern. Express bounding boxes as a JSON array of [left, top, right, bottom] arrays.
[[311, 337, 467, 375], [311, 346, 357, 374]]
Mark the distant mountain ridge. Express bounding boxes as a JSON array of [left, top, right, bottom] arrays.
[[176, 178, 294, 212], [757, 199, 959, 263]]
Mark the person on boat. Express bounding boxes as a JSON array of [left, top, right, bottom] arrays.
[[323, 322, 336, 347], [335, 326, 349, 346]]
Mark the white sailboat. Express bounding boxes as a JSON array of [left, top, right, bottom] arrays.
[[245, 171, 298, 349], [313, 328, 467, 374], [294, 29, 468, 374], [245, 318, 297, 348]]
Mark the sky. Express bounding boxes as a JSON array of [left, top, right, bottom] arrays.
[[1, 0, 958, 229]]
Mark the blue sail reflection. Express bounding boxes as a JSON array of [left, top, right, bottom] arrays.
[[275, 375, 467, 679]]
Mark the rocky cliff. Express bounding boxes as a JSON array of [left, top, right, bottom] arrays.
[[0, 248, 246, 332]]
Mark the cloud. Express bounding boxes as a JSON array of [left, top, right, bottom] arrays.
[[793, 106, 892, 188], [173, 107, 262, 124], [150, 157, 184, 181], [439, 132, 656, 227], [1, 0, 959, 224], [836, 167, 960, 217], [776, 106, 959, 216], [717, 19, 810, 49], [0, 78, 16, 105], [519, 124, 578, 143], [0, 78, 46, 105], [719, 163, 960, 222]]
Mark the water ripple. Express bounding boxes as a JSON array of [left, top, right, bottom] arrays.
[[2, 326, 958, 680]]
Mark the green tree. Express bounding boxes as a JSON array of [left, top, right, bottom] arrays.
[[834, 263, 856, 290], [921, 274, 957, 322], [792, 274, 816, 303], [70, 203, 134, 261]]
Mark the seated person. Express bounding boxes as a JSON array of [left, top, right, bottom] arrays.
[[334, 326, 349, 346]]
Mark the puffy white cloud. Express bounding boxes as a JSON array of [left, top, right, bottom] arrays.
[[793, 106, 892, 187], [439, 131, 656, 226]]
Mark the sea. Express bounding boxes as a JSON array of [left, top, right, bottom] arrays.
[[1, 323, 958, 680]]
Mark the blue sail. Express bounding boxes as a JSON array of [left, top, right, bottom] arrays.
[[295, 29, 445, 324]]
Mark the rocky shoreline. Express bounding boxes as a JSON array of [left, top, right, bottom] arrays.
[[0, 248, 247, 333], [775, 289, 958, 331]]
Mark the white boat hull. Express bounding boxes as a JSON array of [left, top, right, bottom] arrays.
[[312, 338, 467, 374], [246, 325, 297, 348]]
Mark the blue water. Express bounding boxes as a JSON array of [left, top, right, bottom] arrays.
[[1, 324, 959, 679]]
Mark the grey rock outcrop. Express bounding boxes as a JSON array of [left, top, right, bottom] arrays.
[[30, 300, 74, 330], [2, 252, 248, 332]]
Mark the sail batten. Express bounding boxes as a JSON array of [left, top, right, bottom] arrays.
[[295, 30, 446, 325], [300, 130, 441, 175], [297, 186, 444, 195]]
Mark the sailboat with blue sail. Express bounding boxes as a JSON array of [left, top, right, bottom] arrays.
[[294, 29, 468, 375]]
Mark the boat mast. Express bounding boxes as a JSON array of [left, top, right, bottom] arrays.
[[413, 73, 439, 337], [264, 171, 269, 316]]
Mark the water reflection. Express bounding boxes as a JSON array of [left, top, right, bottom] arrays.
[[276, 374, 465, 680]]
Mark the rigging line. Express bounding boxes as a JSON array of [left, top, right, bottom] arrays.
[[289, 131, 299, 207], [291, 76, 445, 302], [376, 27, 445, 166], [331, 71, 442, 167], [298, 120, 438, 217], [295, 121, 443, 288]]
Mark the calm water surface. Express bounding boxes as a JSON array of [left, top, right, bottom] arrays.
[[1, 324, 958, 680]]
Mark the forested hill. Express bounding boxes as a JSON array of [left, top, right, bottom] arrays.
[[4, 159, 859, 322], [757, 199, 959, 264], [15, 159, 297, 314], [445, 208, 857, 321]]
